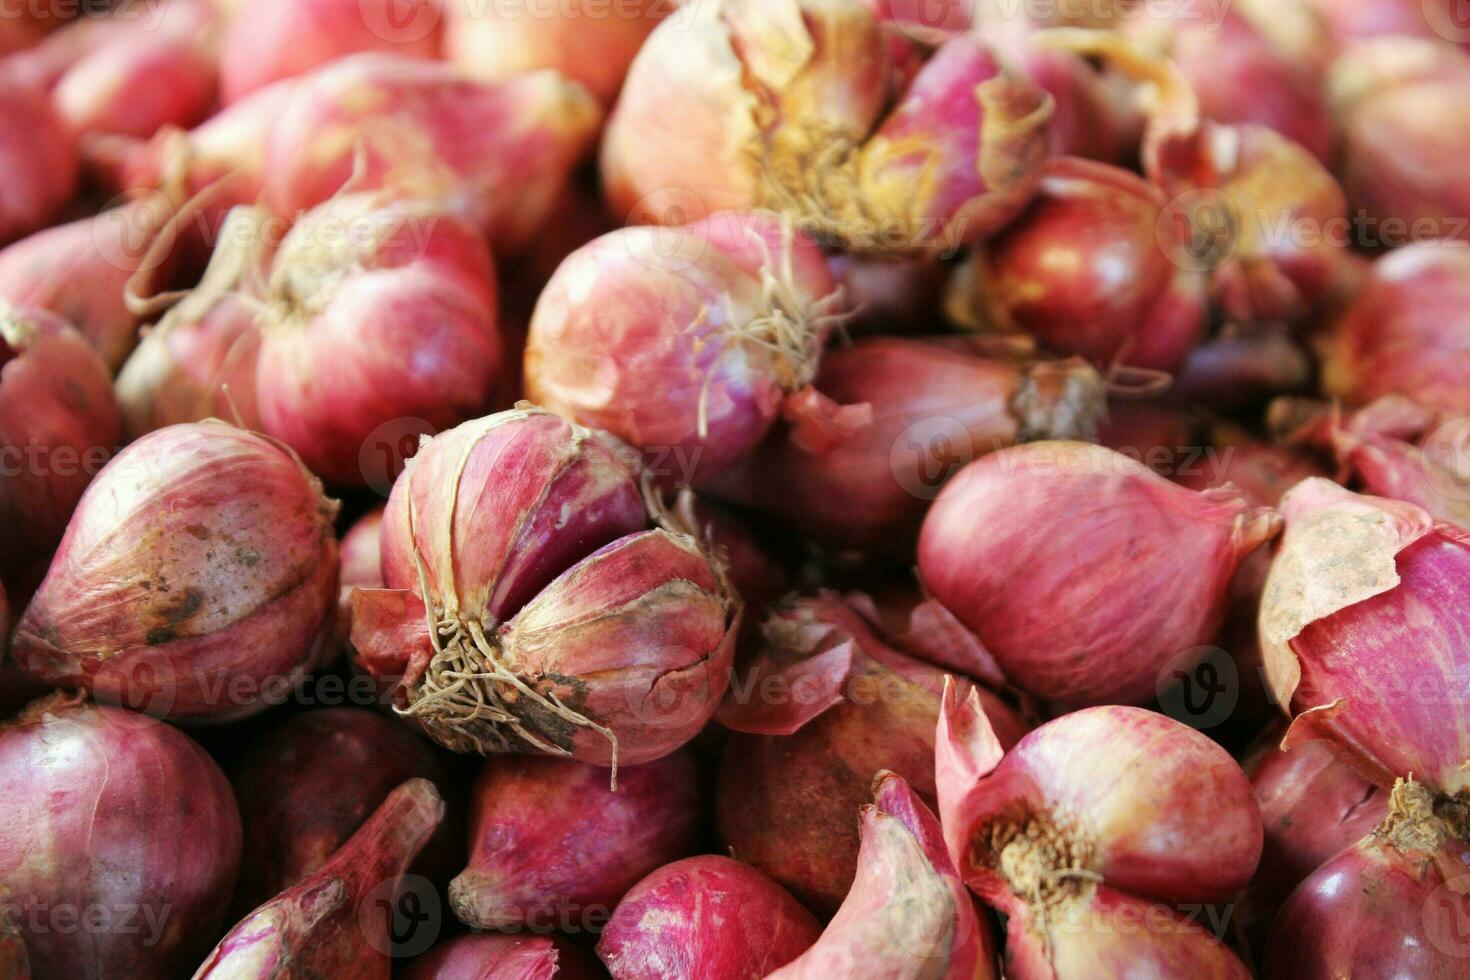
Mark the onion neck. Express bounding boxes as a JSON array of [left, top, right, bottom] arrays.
[[1377, 777, 1470, 855]]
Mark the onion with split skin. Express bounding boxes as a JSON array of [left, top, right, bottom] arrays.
[[351, 406, 740, 771], [937, 683, 1260, 979]]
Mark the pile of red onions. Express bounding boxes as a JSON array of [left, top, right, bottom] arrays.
[[351, 406, 740, 771], [11, 420, 339, 722], [0, 696, 242, 978], [603, 0, 1053, 255], [525, 211, 843, 485]]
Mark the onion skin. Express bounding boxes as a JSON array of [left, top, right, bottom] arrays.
[[1260, 478, 1470, 793], [352, 407, 739, 767], [403, 932, 604, 980], [12, 421, 340, 723], [445, 0, 668, 106], [596, 855, 822, 980], [1239, 733, 1387, 951], [336, 506, 384, 650], [194, 778, 445, 979], [230, 708, 456, 914], [708, 338, 1104, 559], [0, 697, 242, 979], [261, 54, 601, 252], [920, 441, 1281, 706], [768, 772, 1000, 980], [525, 213, 839, 486], [948, 157, 1207, 372], [1321, 243, 1470, 417], [716, 592, 1028, 916], [220, 0, 440, 104], [450, 748, 704, 931], [0, 77, 76, 245], [255, 194, 503, 487], [0, 305, 121, 587], [937, 686, 1260, 979]]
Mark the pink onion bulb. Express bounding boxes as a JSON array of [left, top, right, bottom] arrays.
[[525, 212, 841, 486], [219, 0, 441, 104], [596, 855, 822, 979], [0, 304, 121, 587], [444, 0, 668, 106], [450, 748, 704, 931], [769, 771, 1001, 979], [716, 591, 1029, 915], [254, 194, 503, 487], [403, 932, 604, 980], [0, 696, 242, 978], [350, 406, 740, 770], [261, 54, 601, 252], [0, 77, 76, 245], [195, 778, 445, 979], [12, 421, 340, 722], [1260, 478, 1470, 793], [920, 441, 1280, 706], [937, 684, 1260, 979], [603, 0, 1051, 255]]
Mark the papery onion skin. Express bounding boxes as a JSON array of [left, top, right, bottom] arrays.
[[1260, 478, 1470, 793], [229, 707, 457, 915], [0, 697, 242, 979], [255, 194, 503, 487], [1321, 243, 1470, 417], [450, 748, 704, 931], [768, 771, 1000, 980], [0, 304, 121, 587], [194, 778, 445, 979], [352, 407, 739, 768], [920, 441, 1280, 706], [0, 77, 76, 245], [336, 505, 384, 651], [12, 420, 340, 723], [402, 932, 605, 980], [716, 592, 1028, 915], [445, 0, 668, 106], [707, 338, 1105, 559], [948, 157, 1206, 371], [525, 214, 839, 486], [261, 54, 602, 252], [220, 0, 441, 104], [936, 687, 1260, 980], [596, 855, 822, 980]]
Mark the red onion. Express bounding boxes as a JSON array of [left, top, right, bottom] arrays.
[[1168, 324, 1314, 411], [525, 212, 841, 486], [337, 505, 384, 647], [1095, 403, 1197, 475], [1238, 731, 1387, 951], [0, 304, 120, 587], [1329, 38, 1470, 244], [195, 778, 445, 978], [920, 441, 1280, 706], [1321, 243, 1470, 416], [827, 253, 946, 335], [937, 685, 1260, 978], [403, 932, 604, 980], [603, 0, 1051, 255], [695, 499, 788, 618], [230, 707, 456, 914], [0, 76, 76, 244], [0, 696, 241, 978], [450, 748, 704, 931], [220, 0, 441, 104], [253, 194, 503, 487], [596, 855, 822, 979], [1260, 478, 1470, 792], [261, 54, 601, 251], [947, 157, 1208, 372], [716, 592, 1028, 915], [351, 407, 740, 770], [12, 420, 340, 722], [710, 337, 1104, 559], [445, 0, 668, 106], [1263, 780, 1470, 978], [769, 771, 1000, 979]]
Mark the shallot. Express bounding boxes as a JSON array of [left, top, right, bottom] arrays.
[[403, 933, 604, 980], [0, 76, 75, 244]]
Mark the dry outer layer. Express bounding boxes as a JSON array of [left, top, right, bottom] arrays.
[[980, 812, 1102, 943]]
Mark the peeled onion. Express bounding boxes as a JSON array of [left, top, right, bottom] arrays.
[[12, 420, 339, 722]]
